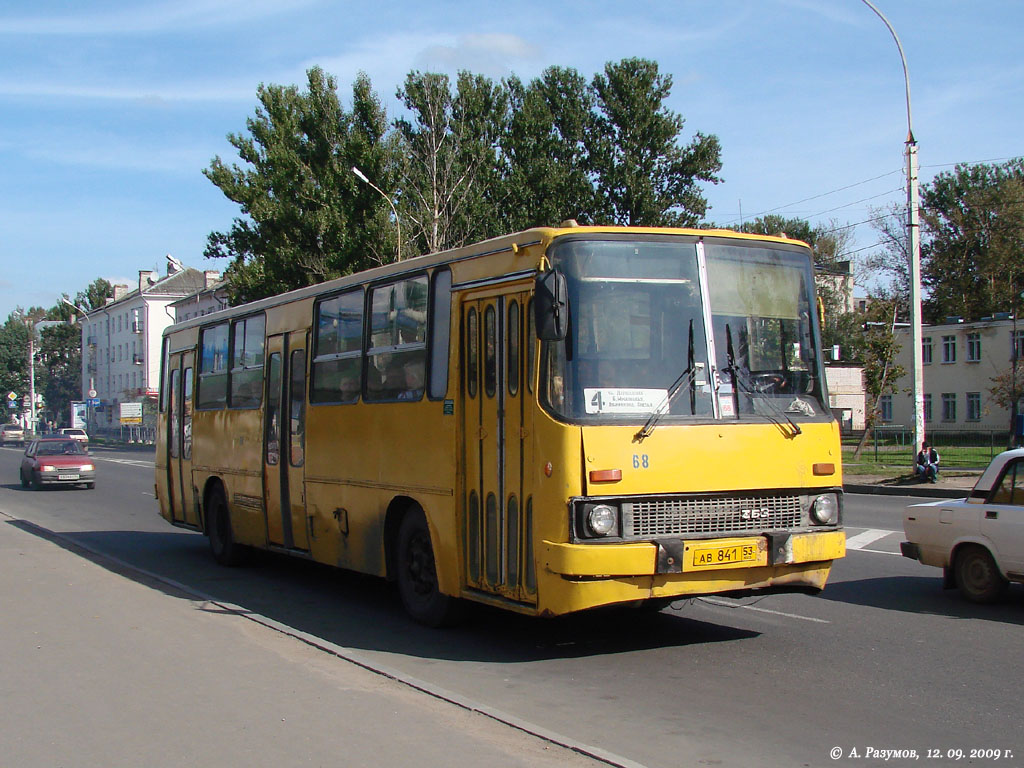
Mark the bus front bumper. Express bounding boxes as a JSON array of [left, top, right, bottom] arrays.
[[537, 530, 845, 614]]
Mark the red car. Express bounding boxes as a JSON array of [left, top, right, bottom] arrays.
[[20, 437, 96, 490]]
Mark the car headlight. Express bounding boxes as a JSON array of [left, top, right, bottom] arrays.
[[810, 493, 839, 525], [41, 464, 56, 472], [81, 464, 94, 472], [586, 504, 618, 537]]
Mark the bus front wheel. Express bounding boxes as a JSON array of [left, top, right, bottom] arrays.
[[207, 485, 245, 567], [396, 510, 461, 627]]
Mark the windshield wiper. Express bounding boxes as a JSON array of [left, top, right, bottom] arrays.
[[633, 320, 698, 443], [723, 324, 802, 438]]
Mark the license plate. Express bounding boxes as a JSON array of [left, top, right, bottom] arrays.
[[687, 541, 762, 570], [58, 473, 80, 481]]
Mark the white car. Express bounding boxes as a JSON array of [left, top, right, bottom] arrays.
[[59, 427, 89, 445], [901, 448, 1024, 603]]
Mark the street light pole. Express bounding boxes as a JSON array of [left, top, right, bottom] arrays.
[[352, 166, 402, 262], [861, 0, 925, 457]]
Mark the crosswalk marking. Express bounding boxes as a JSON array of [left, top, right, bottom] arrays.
[[845, 528, 895, 550]]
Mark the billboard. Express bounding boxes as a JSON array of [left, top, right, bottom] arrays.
[[70, 401, 87, 429], [120, 402, 143, 425]]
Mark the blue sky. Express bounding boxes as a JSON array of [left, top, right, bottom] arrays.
[[1, 0, 1021, 320]]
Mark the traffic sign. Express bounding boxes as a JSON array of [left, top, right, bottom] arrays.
[[87, 388, 97, 399], [6, 391, 15, 401]]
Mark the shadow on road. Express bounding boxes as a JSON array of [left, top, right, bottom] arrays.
[[819, 573, 1024, 624], [5, 519, 761, 664]]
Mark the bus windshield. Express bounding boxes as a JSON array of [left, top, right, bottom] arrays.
[[541, 236, 828, 424]]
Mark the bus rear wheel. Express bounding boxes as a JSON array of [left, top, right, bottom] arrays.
[[207, 485, 245, 566], [396, 510, 461, 627]]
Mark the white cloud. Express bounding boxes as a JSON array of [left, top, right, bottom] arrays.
[[0, 0, 320, 36], [0, 76, 259, 103]]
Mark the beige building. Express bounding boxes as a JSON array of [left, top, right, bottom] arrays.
[[886, 315, 1022, 432], [825, 365, 866, 432]]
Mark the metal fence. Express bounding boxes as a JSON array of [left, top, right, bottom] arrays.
[[842, 426, 1017, 467]]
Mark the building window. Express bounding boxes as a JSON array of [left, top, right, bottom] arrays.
[[922, 336, 932, 365], [966, 332, 981, 362], [967, 392, 981, 422], [880, 394, 893, 423], [1013, 329, 1024, 361], [941, 393, 957, 422], [941, 335, 956, 364], [923, 393, 932, 422]]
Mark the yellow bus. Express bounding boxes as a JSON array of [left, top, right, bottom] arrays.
[[156, 224, 845, 625]]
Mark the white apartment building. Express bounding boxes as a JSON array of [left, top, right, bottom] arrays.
[[79, 259, 220, 429], [886, 315, 1023, 432]]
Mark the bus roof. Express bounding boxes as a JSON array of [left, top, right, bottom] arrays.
[[163, 224, 812, 335]]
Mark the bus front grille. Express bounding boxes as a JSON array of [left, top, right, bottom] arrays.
[[623, 495, 803, 538]]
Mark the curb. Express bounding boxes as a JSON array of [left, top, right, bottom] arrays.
[[844, 483, 968, 499]]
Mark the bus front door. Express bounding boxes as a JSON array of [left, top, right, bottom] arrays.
[[263, 332, 309, 552], [166, 351, 200, 528], [463, 291, 530, 600]]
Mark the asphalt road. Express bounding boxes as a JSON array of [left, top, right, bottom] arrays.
[[1, 445, 1020, 768]]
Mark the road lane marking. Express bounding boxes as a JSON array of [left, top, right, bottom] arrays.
[[698, 597, 830, 624], [852, 547, 901, 557], [845, 529, 893, 550]]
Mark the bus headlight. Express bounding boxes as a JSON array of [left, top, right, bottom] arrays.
[[586, 504, 618, 537], [810, 493, 839, 525]]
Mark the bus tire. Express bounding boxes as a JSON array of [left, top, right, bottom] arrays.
[[396, 510, 461, 627], [954, 545, 1007, 603], [207, 485, 245, 567]]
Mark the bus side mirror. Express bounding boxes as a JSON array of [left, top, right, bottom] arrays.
[[534, 269, 568, 341]]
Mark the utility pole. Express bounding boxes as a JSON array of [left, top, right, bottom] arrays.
[[861, 0, 925, 458]]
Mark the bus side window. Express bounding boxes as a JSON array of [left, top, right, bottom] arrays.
[[197, 323, 229, 409], [289, 349, 306, 467], [484, 305, 497, 398], [527, 298, 535, 394], [466, 308, 478, 399], [429, 268, 452, 399], [508, 300, 520, 396]]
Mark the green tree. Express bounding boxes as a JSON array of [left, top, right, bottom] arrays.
[[394, 70, 508, 254], [848, 299, 907, 458], [587, 58, 722, 226], [76, 278, 114, 312], [500, 67, 596, 230], [0, 315, 30, 410], [37, 322, 81, 428], [204, 67, 395, 304], [920, 158, 1024, 322]]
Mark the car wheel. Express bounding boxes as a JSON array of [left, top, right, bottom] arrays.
[[396, 509, 461, 627], [84, 482, 95, 490], [954, 545, 1008, 603], [20, 469, 28, 489], [31, 471, 42, 490], [207, 485, 245, 566]]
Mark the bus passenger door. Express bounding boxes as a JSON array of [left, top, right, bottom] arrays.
[[166, 351, 199, 528], [264, 332, 310, 551], [463, 291, 530, 599]]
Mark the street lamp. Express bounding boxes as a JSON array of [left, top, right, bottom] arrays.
[[60, 297, 90, 320], [12, 310, 40, 435], [352, 166, 402, 262], [861, 0, 925, 458]]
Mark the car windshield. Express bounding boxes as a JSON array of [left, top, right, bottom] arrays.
[[540, 235, 828, 425], [37, 441, 85, 455]]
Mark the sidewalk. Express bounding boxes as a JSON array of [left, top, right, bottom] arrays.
[[0, 515, 610, 768], [844, 468, 980, 498]]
